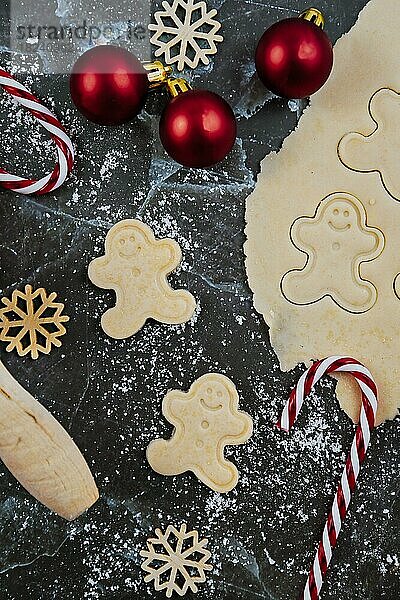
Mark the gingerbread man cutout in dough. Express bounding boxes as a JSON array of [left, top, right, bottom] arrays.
[[338, 88, 400, 200], [281, 193, 385, 313], [147, 374, 253, 493], [394, 273, 400, 300], [88, 220, 196, 339]]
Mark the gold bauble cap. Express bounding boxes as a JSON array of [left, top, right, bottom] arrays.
[[299, 8, 325, 29]]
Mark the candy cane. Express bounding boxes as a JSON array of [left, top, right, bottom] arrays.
[[277, 356, 378, 600], [0, 68, 74, 195]]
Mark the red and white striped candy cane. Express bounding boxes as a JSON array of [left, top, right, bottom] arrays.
[[0, 68, 74, 195], [277, 356, 378, 600]]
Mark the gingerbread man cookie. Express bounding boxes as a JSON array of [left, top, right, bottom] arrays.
[[338, 88, 400, 200], [88, 220, 196, 339], [147, 374, 253, 493], [281, 193, 384, 313]]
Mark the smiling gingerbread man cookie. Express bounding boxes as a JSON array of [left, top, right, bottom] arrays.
[[281, 193, 385, 313], [88, 219, 196, 338], [147, 374, 253, 493]]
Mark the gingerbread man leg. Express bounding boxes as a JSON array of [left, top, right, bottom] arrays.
[[147, 436, 240, 493], [151, 287, 196, 325], [147, 438, 187, 476], [195, 454, 239, 493], [101, 304, 147, 339], [282, 264, 377, 312]]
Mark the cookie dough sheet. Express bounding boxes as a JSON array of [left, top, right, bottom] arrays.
[[245, 0, 400, 424]]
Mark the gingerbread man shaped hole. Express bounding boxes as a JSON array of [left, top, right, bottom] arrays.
[[88, 219, 196, 339], [281, 193, 385, 313], [147, 374, 253, 493]]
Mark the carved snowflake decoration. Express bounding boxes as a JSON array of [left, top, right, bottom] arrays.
[[149, 0, 223, 71], [140, 524, 213, 597], [0, 285, 69, 359]]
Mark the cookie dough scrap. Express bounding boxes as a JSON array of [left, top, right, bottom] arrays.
[[245, 0, 400, 424], [88, 219, 196, 339], [147, 374, 253, 493]]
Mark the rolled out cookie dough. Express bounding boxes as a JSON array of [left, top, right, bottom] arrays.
[[245, 0, 400, 424]]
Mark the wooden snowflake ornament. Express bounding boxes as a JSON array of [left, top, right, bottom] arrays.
[[140, 524, 213, 597], [0, 285, 69, 359], [149, 0, 223, 71]]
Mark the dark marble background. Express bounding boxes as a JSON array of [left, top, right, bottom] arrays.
[[0, 0, 398, 599]]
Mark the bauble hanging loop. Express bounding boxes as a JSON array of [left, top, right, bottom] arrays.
[[165, 77, 193, 97], [159, 76, 237, 168], [299, 7, 325, 28], [143, 60, 173, 90], [255, 7, 334, 99]]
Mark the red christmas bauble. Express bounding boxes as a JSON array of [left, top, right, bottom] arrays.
[[70, 45, 149, 125], [255, 18, 333, 99], [159, 90, 237, 168]]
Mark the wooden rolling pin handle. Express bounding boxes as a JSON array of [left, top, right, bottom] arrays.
[[0, 361, 99, 520]]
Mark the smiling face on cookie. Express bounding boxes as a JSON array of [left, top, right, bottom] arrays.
[[325, 199, 359, 233], [325, 199, 360, 232], [108, 225, 148, 261], [198, 379, 227, 411], [193, 378, 250, 440]]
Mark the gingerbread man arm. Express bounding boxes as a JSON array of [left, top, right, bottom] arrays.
[[290, 216, 321, 254], [155, 239, 183, 273], [220, 410, 254, 447], [357, 226, 384, 256], [338, 132, 377, 173], [88, 255, 117, 289], [369, 88, 393, 128], [162, 390, 187, 427]]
